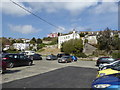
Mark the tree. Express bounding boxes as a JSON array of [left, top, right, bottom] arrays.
[[79, 33, 85, 37], [11, 39, 16, 44], [61, 39, 83, 54], [16, 39, 23, 43], [30, 37, 36, 45], [97, 28, 113, 52], [36, 38, 42, 44], [1, 37, 11, 48], [112, 34, 120, 50]]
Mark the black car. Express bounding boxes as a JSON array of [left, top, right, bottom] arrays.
[[96, 57, 115, 66], [58, 56, 72, 63], [28, 54, 42, 60], [2, 53, 33, 68], [57, 53, 70, 58]]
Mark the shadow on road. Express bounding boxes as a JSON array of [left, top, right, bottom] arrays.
[[3, 70, 21, 74], [3, 66, 97, 88]]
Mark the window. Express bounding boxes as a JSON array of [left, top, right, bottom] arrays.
[[19, 55, 25, 59], [8, 55, 13, 58]]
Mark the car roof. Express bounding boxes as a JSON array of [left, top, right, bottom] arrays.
[[100, 57, 110, 58], [3, 53, 24, 55]]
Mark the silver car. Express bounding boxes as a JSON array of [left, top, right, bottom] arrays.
[[46, 55, 58, 60], [58, 56, 72, 63]]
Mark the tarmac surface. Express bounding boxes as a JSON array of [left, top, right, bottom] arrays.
[[2, 58, 98, 88]]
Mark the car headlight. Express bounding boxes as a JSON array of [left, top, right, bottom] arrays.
[[99, 73, 106, 76], [94, 84, 111, 88]]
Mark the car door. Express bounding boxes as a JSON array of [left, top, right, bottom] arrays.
[[19, 54, 28, 65], [13, 54, 20, 66]]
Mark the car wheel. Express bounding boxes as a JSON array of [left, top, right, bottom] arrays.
[[28, 61, 32, 66], [30, 56, 33, 60], [8, 62, 14, 68], [102, 67, 107, 70], [0, 69, 2, 74]]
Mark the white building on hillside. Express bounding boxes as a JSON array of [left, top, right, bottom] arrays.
[[85, 35, 97, 45], [13, 43, 30, 51], [58, 31, 80, 49]]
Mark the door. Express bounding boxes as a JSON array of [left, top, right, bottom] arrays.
[[19, 54, 29, 65]]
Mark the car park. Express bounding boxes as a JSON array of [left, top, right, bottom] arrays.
[[58, 56, 72, 63], [46, 55, 58, 60], [97, 62, 120, 78], [2, 53, 33, 68], [92, 73, 120, 89], [0, 60, 7, 74], [96, 57, 115, 66]]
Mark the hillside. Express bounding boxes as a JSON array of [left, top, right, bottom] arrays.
[[38, 45, 61, 55]]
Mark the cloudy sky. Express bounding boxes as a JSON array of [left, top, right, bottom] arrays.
[[1, 0, 118, 39]]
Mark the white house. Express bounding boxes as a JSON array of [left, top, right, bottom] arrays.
[[13, 43, 30, 51], [58, 31, 80, 49], [85, 35, 97, 45]]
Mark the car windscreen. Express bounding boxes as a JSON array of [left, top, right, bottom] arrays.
[[111, 63, 120, 71], [61, 56, 69, 59]]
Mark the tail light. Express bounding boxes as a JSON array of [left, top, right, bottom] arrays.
[[2, 58, 9, 60]]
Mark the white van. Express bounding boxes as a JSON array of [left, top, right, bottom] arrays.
[[24, 50, 35, 55]]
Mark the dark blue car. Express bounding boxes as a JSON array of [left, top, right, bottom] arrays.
[[92, 73, 120, 89]]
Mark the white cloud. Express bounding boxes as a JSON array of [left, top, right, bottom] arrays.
[[76, 26, 92, 31], [1, 0, 118, 16], [71, 18, 81, 22], [1, 0, 32, 16], [52, 26, 66, 33], [90, 2, 118, 14], [8, 24, 40, 34], [27, 1, 99, 15]]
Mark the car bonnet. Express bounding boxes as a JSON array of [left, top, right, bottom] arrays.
[[92, 73, 120, 85]]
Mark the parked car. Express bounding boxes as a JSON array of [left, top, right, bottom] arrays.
[[92, 73, 120, 89], [46, 55, 58, 60], [28, 54, 42, 60], [2, 53, 33, 68], [99, 60, 120, 70], [71, 56, 77, 61], [57, 53, 70, 58], [58, 56, 72, 63], [20, 50, 35, 55], [0, 61, 7, 74], [96, 57, 115, 66], [97, 62, 120, 78]]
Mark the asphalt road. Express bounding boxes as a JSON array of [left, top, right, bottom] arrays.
[[2, 58, 98, 88]]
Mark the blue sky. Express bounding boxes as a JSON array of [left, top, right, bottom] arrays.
[[1, 0, 118, 39]]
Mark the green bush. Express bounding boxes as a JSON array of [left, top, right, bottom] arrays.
[[61, 39, 83, 54], [74, 53, 87, 58], [112, 52, 120, 59], [5, 49, 20, 53]]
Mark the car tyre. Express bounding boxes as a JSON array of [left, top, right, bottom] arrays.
[[28, 61, 32, 66], [102, 67, 107, 70], [0, 69, 3, 74], [8, 62, 14, 68]]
